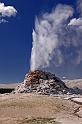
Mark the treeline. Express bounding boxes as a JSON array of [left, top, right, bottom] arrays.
[[0, 88, 14, 94]]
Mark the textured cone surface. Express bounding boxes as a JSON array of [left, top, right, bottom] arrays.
[[15, 70, 68, 95]]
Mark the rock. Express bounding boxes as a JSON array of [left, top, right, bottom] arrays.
[[15, 70, 68, 95]]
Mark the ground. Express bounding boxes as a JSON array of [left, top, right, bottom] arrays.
[[0, 80, 82, 124], [0, 93, 82, 124]]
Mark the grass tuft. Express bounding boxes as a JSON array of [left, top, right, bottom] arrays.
[[19, 117, 60, 124]]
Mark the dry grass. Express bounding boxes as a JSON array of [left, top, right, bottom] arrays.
[[18, 118, 60, 124]]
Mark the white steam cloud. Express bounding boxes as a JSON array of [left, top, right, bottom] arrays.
[[68, 18, 82, 27], [30, 4, 82, 71], [77, 0, 82, 15], [0, 3, 17, 23]]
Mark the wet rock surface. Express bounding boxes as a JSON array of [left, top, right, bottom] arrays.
[[15, 70, 69, 95]]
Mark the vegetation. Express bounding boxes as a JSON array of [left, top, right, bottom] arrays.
[[19, 118, 60, 124], [0, 88, 14, 94]]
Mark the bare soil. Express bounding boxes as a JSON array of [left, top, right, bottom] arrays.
[[0, 93, 82, 124], [0, 80, 82, 124]]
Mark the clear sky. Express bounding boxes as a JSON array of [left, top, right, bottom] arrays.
[[0, 0, 82, 83]]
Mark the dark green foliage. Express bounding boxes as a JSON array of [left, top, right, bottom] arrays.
[[0, 88, 14, 94]]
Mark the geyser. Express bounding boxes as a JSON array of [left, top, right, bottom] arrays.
[[30, 4, 82, 72]]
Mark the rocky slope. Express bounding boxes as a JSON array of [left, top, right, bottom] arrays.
[[15, 70, 69, 95]]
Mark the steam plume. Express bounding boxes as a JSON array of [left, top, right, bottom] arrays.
[[30, 4, 82, 71], [77, 0, 82, 15]]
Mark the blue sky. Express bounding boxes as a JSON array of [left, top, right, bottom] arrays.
[[0, 0, 82, 83]]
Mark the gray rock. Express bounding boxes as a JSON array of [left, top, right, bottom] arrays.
[[15, 70, 69, 95]]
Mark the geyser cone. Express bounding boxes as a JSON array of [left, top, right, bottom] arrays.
[[15, 70, 68, 95]]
